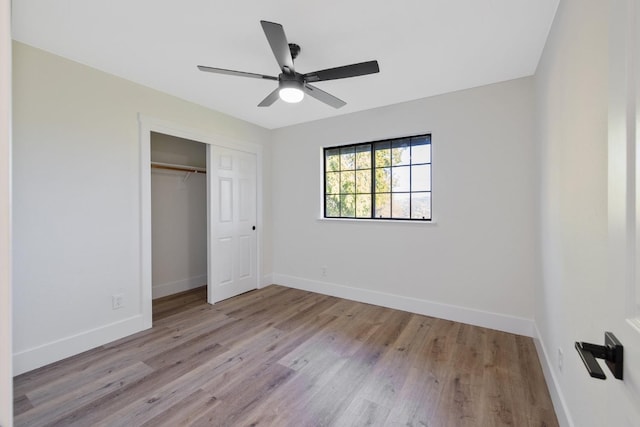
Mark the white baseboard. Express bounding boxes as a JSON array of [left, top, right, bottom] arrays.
[[13, 314, 147, 376], [272, 273, 535, 337], [152, 274, 207, 299], [532, 324, 574, 427]]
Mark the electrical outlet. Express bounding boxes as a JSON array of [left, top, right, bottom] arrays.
[[112, 294, 124, 310], [557, 347, 564, 372], [321, 266, 327, 277]]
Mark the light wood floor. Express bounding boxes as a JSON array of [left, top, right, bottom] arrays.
[[14, 285, 558, 426]]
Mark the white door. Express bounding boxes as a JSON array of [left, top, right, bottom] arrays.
[[605, 1, 640, 424], [208, 145, 257, 303]]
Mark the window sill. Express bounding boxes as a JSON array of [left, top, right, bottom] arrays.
[[316, 217, 438, 225]]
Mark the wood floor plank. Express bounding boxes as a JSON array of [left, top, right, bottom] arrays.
[[51, 339, 231, 426], [514, 335, 558, 423], [152, 286, 207, 319], [216, 286, 310, 321], [13, 285, 559, 427], [385, 318, 462, 426], [434, 323, 488, 426], [206, 284, 291, 316], [353, 314, 435, 408], [200, 314, 338, 397], [13, 344, 118, 398], [272, 294, 340, 332], [236, 309, 382, 425], [277, 302, 381, 370], [86, 359, 231, 426], [480, 329, 521, 427], [192, 363, 297, 427], [139, 388, 217, 427], [20, 316, 231, 410], [12, 395, 33, 417], [331, 313, 436, 426], [283, 309, 414, 426], [15, 361, 154, 427], [340, 398, 392, 427]]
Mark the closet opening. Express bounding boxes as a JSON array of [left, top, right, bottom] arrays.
[[150, 132, 208, 318]]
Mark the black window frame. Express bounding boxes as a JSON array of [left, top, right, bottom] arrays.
[[323, 134, 432, 221]]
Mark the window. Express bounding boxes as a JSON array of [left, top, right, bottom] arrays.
[[324, 134, 431, 220]]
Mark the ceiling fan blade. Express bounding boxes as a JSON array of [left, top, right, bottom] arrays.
[[258, 88, 280, 107], [304, 60, 380, 82], [260, 20, 294, 73], [304, 84, 346, 109], [197, 65, 278, 81]]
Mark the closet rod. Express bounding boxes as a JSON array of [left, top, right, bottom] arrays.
[[150, 161, 206, 174]]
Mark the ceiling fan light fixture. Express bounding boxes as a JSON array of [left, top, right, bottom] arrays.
[[279, 87, 304, 103], [278, 79, 304, 103]]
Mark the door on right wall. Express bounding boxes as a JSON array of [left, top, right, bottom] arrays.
[[606, 0, 640, 424]]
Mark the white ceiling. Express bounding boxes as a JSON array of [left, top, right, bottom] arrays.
[[11, 0, 559, 130]]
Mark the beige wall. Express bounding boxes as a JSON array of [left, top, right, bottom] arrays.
[[11, 41, 272, 374], [534, 0, 607, 420], [272, 77, 539, 334]]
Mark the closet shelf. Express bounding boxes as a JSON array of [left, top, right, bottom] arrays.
[[151, 161, 206, 174]]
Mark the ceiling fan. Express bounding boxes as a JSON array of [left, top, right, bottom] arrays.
[[197, 20, 380, 108]]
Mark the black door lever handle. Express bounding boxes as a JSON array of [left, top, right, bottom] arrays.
[[575, 342, 606, 379], [575, 332, 623, 380]]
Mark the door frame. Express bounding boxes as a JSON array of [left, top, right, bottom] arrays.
[[138, 114, 263, 328]]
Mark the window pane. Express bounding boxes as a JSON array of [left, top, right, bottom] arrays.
[[392, 139, 411, 166], [412, 135, 431, 145], [324, 134, 431, 221], [356, 144, 371, 169], [392, 193, 410, 219], [411, 192, 431, 220], [375, 167, 391, 192], [411, 142, 431, 164], [356, 169, 371, 193], [340, 171, 356, 194], [411, 164, 431, 191], [356, 194, 371, 217], [326, 195, 340, 217], [325, 148, 341, 172], [340, 147, 355, 170], [375, 194, 391, 218], [340, 194, 356, 217], [326, 172, 340, 194], [392, 166, 410, 192], [374, 141, 391, 167]]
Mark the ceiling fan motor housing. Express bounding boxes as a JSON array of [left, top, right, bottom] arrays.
[[279, 71, 305, 90]]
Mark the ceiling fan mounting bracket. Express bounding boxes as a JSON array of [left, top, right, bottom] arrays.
[[288, 43, 301, 60]]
